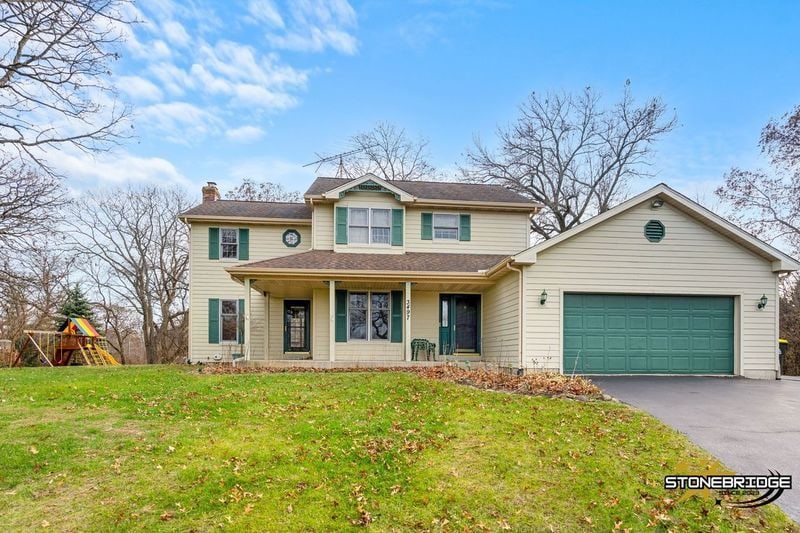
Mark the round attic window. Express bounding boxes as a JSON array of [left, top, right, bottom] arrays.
[[644, 220, 665, 242]]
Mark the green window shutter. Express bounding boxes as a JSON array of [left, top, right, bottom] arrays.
[[421, 212, 433, 240], [208, 298, 220, 344], [238, 228, 249, 260], [335, 290, 348, 342], [208, 227, 220, 260], [390, 291, 403, 343], [459, 214, 471, 241], [391, 209, 403, 246], [237, 299, 245, 343], [335, 207, 348, 244]]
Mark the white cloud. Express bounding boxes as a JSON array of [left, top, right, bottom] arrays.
[[233, 84, 298, 110], [247, 0, 284, 27], [162, 20, 191, 47], [264, 0, 358, 55], [138, 102, 223, 144], [225, 125, 266, 143], [49, 149, 189, 187], [112, 0, 357, 149], [116, 75, 164, 102]]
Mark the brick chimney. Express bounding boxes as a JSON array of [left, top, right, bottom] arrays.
[[202, 181, 220, 203]]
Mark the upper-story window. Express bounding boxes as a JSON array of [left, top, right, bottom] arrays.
[[221, 228, 239, 258], [349, 208, 391, 245], [209, 227, 249, 260], [433, 214, 459, 240]]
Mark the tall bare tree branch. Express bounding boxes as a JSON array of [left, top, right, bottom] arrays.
[[0, 0, 132, 173], [64, 186, 191, 363], [330, 121, 438, 181], [461, 85, 677, 240]]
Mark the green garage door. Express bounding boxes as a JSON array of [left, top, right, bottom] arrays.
[[564, 294, 734, 374]]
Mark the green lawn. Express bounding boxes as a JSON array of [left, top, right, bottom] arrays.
[[0, 367, 795, 531]]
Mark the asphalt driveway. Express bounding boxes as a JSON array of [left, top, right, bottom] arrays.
[[592, 376, 800, 523]]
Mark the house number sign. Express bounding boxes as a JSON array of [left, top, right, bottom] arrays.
[[405, 299, 411, 320]]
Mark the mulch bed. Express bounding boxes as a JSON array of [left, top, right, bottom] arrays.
[[198, 363, 606, 401]]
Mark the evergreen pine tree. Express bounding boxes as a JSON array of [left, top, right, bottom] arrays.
[[57, 285, 95, 323]]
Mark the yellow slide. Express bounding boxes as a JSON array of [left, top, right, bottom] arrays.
[[93, 343, 121, 366]]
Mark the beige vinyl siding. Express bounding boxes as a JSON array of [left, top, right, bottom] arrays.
[[410, 291, 439, 347], [522, 200, 780, 378], [333, 193, 404, 254], [312, 203, 334, 250], [188, 222, 310, 362], [405, 207, 529, 255], [482, 271, 520, 368], [312, 288, 330, 360]]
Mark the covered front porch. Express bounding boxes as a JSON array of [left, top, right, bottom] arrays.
[[226, 251, 523, 368]]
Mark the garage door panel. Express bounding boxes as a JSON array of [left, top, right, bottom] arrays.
[[563, 294, 734, 375]]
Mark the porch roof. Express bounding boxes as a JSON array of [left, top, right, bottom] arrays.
[[227, 250, 511, 280]]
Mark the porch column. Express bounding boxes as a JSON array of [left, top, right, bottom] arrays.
[[263, 292, 270, 361], [329, 280, 336, 362], [244, 278, 252, 360], [405, 281, 412, 362]]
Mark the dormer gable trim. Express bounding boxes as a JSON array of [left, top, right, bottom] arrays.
[[320, 174, 415, 203]]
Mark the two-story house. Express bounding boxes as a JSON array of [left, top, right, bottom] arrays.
[[180, 174, 798, 379]]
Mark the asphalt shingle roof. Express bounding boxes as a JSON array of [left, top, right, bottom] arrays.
[[304, 177, 534, 204], [180, 200, 311, 219], [235, 250, 509, 273]]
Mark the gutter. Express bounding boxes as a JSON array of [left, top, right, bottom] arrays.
[[505, 262, 525, 372]]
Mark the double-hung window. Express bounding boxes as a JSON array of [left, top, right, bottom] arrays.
[[220, 299, 240, 342], [433, 214, 459, 240], [348, 208, 391, 245], [348, 292, 390, 340], [221, 228, 239, 259]]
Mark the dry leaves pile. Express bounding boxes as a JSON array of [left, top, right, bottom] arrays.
[[198, 364, 605, 400]]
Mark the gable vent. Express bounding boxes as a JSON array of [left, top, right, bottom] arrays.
[[644, 220, 666, 242]]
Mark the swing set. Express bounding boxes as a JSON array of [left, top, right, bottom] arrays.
[[11, 317, 120, 367]]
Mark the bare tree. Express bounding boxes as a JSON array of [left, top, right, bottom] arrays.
[[716, 105, 800, 257], [225, 178, 302, 202], [0, 159, 63, 251], [462, 85, 677, 240], [65, 186, 191, 364], [331, 121, 437, 181], [0, 0, 131, 171], [0, 242, 74, 342]]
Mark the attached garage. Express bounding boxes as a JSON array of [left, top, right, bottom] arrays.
[[514, 184, 800, 379], [563, 293, 734, 374]]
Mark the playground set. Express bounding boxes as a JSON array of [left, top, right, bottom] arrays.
[[9, 317, 120, 367]]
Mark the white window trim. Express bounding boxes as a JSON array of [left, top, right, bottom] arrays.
[[432, 213, 460, 241], [220, 227, 240, 261], [219, 297, 241, 344], [347, 291, 391, 342], [347, 207, 392, 247]]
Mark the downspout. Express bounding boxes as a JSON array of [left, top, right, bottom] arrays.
[[309, 198, 315, 249], [506, 262, 525, 374]]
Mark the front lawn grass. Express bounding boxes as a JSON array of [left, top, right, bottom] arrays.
[[0, 366, 795, 531]]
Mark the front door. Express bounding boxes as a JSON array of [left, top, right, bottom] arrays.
[[284, 300, 310, 353], [439, 294, 480, 354]]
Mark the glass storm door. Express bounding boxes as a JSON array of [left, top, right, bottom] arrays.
[[454, 295, 479, 352], [284, 301, 310, 352], [439, 294, 480, 354]]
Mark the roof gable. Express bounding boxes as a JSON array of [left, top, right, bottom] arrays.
[[318, 174, 414, 202], [514, 183, 799, 273]]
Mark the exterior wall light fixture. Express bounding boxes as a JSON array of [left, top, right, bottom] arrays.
[[540, 289, 548, 305], [758, 294, 768, 309]]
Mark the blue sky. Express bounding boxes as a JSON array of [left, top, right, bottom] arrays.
[[59, 0, 800, 202]]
